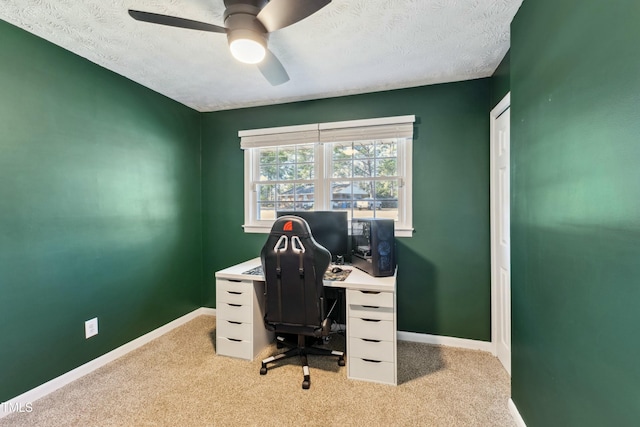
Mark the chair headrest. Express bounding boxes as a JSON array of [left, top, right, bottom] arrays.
[[270, 215, 312, 237]]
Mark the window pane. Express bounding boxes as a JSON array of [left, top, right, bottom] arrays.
[[333, 143, 353, 160], [296, 163, 314, 180], [295, 201, 313, 210], [376, 158, 397, 177], [257, 184, 275, 202], [297, 145, 314, 162], [375, 180, 398, 221], [259, 148, 277, 164], [357, 181, 373, 199], [278, 164, 295, 180], [295, 184, 314, 210], [375, 140, 397, 158], [332, 160, 352, 178], [375, 180, 397, 200], [354, 142, 374, 158], [277, 201, 294, 211], [352, 181, 374, 219], [259, 164, 278, 181], [276, 184, 313, 212], [278, 147, 296, 163], [330, 181, 352, 209], [258, 202, 276, 220], [353, 159, 374, 178], [276, 183, 294, 202]]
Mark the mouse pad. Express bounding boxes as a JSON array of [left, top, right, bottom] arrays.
[[242, 266, 264, 276], [323, 268, 351, 281]]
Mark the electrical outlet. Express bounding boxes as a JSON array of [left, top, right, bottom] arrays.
[[85, 317, 98, 339]]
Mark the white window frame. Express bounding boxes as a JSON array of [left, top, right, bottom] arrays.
[[241, 116, 414, 237]]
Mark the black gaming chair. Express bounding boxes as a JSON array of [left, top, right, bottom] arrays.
[[259, 215, 345, 389]]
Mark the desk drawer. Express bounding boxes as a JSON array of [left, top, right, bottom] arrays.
[[217, 280, 252, 304], [217, 302, 252, 323], [348, 304, 394, 321], [216, 336, 252, 360], [349, 337, 394, 363], [217, 319, 252, 342], [348, 317, 395, 341], [347, 289, 394, 308], [348, 357, 395, 385]]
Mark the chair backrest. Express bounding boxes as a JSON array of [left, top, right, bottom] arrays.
[[260, 215, 331, 336]]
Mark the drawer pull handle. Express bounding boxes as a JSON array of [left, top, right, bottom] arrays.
[[228, 279, 242, 283], [362, 338, 381, 343], [227, 320, 242, 325], [362, 358, 382, 363], [361, 291, 381, 294], [362, 305, 380, 309], [227, 291, 242, 295], [227, 303, 242, 307], [227, 338, 242, 342], [362, 318, 381, 323]]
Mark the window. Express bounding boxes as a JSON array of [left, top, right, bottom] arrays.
[[256, 143, 317, 217], [241, 116, 414, 237]]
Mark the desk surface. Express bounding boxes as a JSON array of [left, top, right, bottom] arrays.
[[216, 257, 396, 293]]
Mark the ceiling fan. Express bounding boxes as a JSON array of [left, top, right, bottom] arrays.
[[128, 0, 331, 86]]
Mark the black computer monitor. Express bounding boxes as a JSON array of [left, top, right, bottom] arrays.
[[276, 210, 348, 262]]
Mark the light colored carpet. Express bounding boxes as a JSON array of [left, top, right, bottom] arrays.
[[1, 316, 515, 426]]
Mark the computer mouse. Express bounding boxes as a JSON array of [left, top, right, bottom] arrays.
[[331, 266, 343, 274]]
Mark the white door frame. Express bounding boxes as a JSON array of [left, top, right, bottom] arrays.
[[490, 92, 511, 366]]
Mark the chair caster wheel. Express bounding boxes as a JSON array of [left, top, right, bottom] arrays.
[[276, 342, 284, 349], [338, 357, 345, 366], [260, 367, 267, 375], [302, 380, 310, 389]]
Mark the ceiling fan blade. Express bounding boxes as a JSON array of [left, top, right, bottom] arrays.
[[128, 10, 227, 33], [258, 49, 290, 86], [257, 0, 331, 32]]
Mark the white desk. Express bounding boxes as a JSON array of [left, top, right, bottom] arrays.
[[215, 257, 397, 385]]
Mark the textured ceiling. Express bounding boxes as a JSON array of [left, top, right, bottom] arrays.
[[0, 0, 523, 112]]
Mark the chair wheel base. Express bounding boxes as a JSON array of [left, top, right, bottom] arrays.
[[259, 334, 344, 389]]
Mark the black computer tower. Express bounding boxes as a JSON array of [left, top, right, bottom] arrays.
[[351, 218, 396, 277]]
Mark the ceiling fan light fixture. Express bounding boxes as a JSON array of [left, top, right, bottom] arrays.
[[230, 38, 265, 64], [129, 0, 333, 85], [228, 29, 266, 64]]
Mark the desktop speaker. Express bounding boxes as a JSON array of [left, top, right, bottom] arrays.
[[351, 218, 396, 277]]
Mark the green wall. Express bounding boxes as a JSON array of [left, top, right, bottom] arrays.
[[202, 80, 492, 340], [511, 1, 640, 425], [0, 21, 203, 401]]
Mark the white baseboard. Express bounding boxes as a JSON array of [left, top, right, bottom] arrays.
[[397, 330, 494, 353], [508, 398, 527, 427], [1, 307, 216, 419], [198, 307, 217, 316]]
